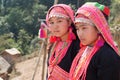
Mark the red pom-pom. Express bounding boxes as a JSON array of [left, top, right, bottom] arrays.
[[103, 6, 110, 16], [49, 36, 57, 43]]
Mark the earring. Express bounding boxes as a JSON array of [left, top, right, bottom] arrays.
[[67, 27, 76, 42]]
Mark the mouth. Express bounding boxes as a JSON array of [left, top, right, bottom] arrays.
[[54, 31, 59, 33]]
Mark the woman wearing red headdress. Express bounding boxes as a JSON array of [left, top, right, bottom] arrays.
[[46, 4, 80, 80], [70, 2, 120, 80]]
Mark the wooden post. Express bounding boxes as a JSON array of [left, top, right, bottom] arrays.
[[41, 39, 47, 80], [54, 0, 59, 5], [32, 40, 45, 80]]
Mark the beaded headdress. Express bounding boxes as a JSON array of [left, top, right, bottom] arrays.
[[46, 4, 74, 25]]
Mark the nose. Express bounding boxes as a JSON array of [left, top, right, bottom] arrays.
[[52, 23, 58, 29], [49, 23, 58, 30]]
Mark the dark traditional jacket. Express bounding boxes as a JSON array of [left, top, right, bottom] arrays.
[[86, 42, 120, 80], [47, 39, 80, 80], [58, 39, 80, 72]]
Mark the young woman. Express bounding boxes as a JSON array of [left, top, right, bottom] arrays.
[[46, 4, 80, 80], [70, 2, 120, 80]]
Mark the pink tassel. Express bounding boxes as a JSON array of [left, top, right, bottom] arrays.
[[67, 27, 76, 42], [39, 28, 47, 38], [38, 22, 48, 38]]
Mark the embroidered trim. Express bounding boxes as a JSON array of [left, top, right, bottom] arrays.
[[75, 18, 95, 26], [48, 65, 69, 80], [49, 13, 69, 19]]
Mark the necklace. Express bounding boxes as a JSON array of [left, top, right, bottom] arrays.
[[73, 46, 93, 78], [53, 41, 69, 65], [55, 42, 68, 55], [48, 41, 71, 74]]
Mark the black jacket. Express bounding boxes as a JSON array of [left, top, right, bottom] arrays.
[[48, 39, 80, 72], [86, 42, 120, 80], [58, 39, 80, 72]]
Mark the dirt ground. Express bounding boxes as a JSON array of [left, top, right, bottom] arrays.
[[9, 54, 47, 80]]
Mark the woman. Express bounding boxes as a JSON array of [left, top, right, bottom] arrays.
[[70, 2, 120, 80], [46, 4, 80, 80]]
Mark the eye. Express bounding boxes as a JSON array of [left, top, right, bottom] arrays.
[[49, 21, 54, 24], [75, 24, 85, 30], [82, 27, 87, 30], [57, 19, 63, 23]]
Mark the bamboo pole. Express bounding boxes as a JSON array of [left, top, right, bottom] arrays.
[[41, 39, 47, 80], [32, 39, 45, 80]]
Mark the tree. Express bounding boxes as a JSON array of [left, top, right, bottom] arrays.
[[109, 0, 120, 24], [0, 17, 10, 35], [6, 7, 23, 41], [0, 33, 18, 52], [17, 29, 32, 55], [0, 0, 47, 54]]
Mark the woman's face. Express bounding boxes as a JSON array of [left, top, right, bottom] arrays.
[[48, 17, 71, 40], [75, 22, 99, 46]]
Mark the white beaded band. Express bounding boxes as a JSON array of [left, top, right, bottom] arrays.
[[75, 18, 95, 26], [49, 13, 69, 19]]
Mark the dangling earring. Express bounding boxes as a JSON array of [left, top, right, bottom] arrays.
[[67, 27, 76, 42]]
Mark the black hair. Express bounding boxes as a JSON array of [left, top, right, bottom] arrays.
[[102, 11, 109, 21], [71, 23, 79, 39]]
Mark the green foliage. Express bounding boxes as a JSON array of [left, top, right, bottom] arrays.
[[29, 37, 41, 53], [22, 4, 47, 37], [0, 17, 10, 35], [0, 0, 120, 55], [5, 7, 23, 41], [0, 33, 18, 52], [17, 29, 32, 55], [0, 0, 47, 54], [5, 0, 35, 9], [109, 0, 120, 25], [39, 0, 54, 8], [58, 0, 111, 9], [33, 4, 47, 18]]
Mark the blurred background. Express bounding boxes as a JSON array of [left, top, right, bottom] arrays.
[[0, 0, 120, 55]]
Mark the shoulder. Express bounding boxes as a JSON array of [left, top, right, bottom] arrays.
[[95, 42, 119, 59], [88, 42, 120, 80], [91, 42, 120, 66]]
